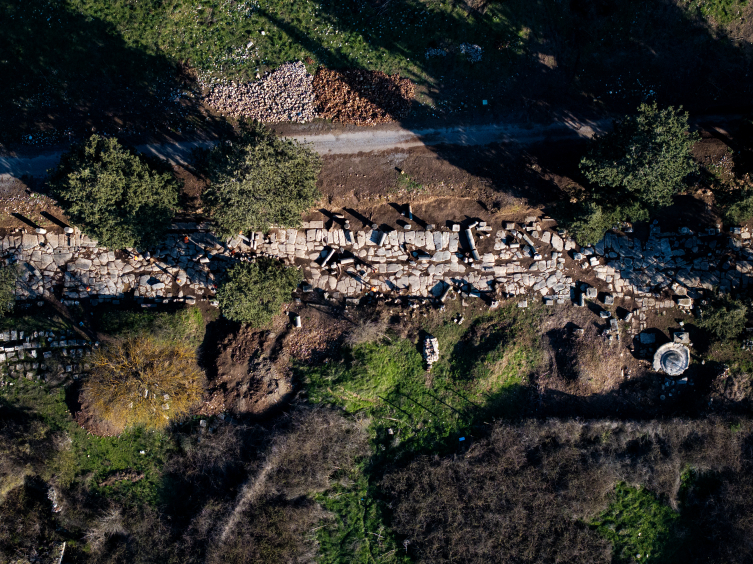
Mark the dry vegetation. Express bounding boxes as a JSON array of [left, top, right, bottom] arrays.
[[382, 418, 753, 564], [83, 336, 204, 432], [344, 317, 389, 348]]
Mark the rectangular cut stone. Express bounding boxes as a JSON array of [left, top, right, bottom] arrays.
[[449, 233, 459, 253], [21, 234, 38, 249]]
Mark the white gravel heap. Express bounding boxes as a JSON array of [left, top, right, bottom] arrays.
[[204, 61, 317, 123], [460, 43, 483, 63]]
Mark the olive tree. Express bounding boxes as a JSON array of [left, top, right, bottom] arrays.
[[573, 103, 699, 244], [48, 135, 178, 249], [217, 258, 302, 327], [201, 125, 322, 238]]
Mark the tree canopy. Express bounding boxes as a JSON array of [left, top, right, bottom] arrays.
[[573, 103, 699, 244], [48, 135, 179, 249], [216, 258, 302, 327], [201, 125, 322, 239]]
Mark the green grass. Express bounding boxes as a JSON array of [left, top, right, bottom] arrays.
[[688, 0, 748, 24], [395, 173, 425, 195], [592, 482, 683, 564], [65, 0, 521, 82], [305, 302, 540, 457], [302, 302, 542, 563], [1, 379, 176, 506], [98, 306, 205, 347], [0, 313, 74, 334], [315, 472, 410, 564]]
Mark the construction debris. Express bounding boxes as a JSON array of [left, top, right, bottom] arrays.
[[313, 68, 414, 126], [203, 61, 317, 122], [422, 335, 439, 368]]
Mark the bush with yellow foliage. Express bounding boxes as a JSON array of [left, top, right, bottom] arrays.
[[82, 336, 204, 431]]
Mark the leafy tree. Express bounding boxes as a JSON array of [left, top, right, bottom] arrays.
[[202, 125, 322, 238], [0, 265, 18, 316], [216, 258, 302, 327], [573, 103, 699, 244], [48, 135, 178, 249], [83, 336, 204, 432], [698, 297, 748, 342]]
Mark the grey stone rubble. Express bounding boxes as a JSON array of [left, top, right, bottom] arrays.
[[423, 335, 440, 368], [8, 218, 753, 335], [7, 228, 223, 305], [0, 329, 93, 384], [203, 61, 317, 122]]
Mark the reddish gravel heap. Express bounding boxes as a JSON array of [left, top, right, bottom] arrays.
[[313, 68, 414, 126]]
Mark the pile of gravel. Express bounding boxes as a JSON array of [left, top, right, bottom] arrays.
[[460, 43, 483, 63], [313, 68, 414, 126], [203, 61, 317, 123]]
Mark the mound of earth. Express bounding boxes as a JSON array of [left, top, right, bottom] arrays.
[[313, 68, 414, 126], [72, 388, 125, 437], [200, 306, 350, 416]]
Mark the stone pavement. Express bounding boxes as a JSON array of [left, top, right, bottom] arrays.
[[6, 216, 753, 325]]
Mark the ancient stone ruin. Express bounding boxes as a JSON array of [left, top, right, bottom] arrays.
[[653, 343, 690, 376]]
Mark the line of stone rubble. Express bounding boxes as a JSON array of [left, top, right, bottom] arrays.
[[6, 216, 753, 346]]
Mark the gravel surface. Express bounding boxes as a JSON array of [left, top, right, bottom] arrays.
[[313, 68, 415, 126], [203, 61, 317, 123]]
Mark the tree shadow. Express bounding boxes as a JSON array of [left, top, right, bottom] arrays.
[[0, 0, 232, 147]]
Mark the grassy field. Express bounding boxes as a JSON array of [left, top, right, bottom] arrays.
[[2, 0, 751, 144], [301, 301, 544, 563], [0, 308, 206, 507], [305, 301, 541, 458], [592, 482, 683, 563], [1, 378, 177, 506]]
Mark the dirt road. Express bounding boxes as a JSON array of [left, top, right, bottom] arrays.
[[0, 118, 609, 178]]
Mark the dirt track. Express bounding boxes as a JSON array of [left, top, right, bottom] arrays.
[[0, 118, 610, 178]]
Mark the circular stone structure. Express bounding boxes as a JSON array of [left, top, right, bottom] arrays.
[[653, 343, 690, 376]]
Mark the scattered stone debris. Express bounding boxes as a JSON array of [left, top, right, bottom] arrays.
[[313, 68, 414, 126], [460, 43, 483, 63], [425, 48, 448, 59], [422, 335, 439, 368], [203, 61, 317, 122]]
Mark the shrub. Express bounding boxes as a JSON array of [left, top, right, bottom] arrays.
[[82, 336, 204, 431], [574, 103, 699, 244], [99, 306, 206, 348], [344, 318, 389, 347], [201, 125, 322, 238], [569, 203, 623, 246], [723, 187, 753, 225], [698, 297, 748, 342], [216, 259, 302, 327], [48, 135, 178, 249], [0, 265, 18, 316]]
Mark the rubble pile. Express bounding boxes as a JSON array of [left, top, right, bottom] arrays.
[[422, 335, 440, 368], [203, 61, 317, 123], [460, 43, 483, 63], [313, 68, 414, 126]]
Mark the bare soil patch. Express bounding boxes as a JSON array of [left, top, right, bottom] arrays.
[[200, 305, 349, 417], [73, 391, 124, 437]]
